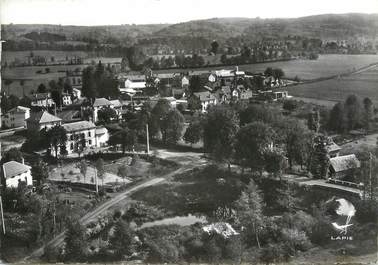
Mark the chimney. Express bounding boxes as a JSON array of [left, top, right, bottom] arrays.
[[21, 157, 25, 164], [235, 66, 239, 72]]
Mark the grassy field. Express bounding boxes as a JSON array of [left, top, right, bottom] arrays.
[[147, 54, 378, 80], [2, 50, 90, 65], [287, 64, 378, 106]]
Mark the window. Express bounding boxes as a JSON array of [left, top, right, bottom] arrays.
[[88, 131, 91, 137], [88, 140, 92, 145], [70, 143, 74, 150]]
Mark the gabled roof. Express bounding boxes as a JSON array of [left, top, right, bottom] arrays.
[[329, 154, 361, 173], [63, 121, 96, 132], [109, 99, 122, 108], [7, 106, 30, 113], [95, 126, 108, 135], [3, 161, 31, 179], [326, 142, 341, 153], [93, 98, 113, 107], [193, 91, 217, 102], [57, 110, 80, 122], [26, 111, 62, 124], [31, 93, 51, 101]]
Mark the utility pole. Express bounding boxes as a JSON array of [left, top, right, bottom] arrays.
[[369, 152, 373, 200], [95, 167, 99, 193], [146, 124, 150, 154], [0, 194, 5, 235]]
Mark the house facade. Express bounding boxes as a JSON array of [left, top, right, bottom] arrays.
[[63, 121, 97, 155], [193, 91, 217, 113], [2, 106, 30, 128], [2, 160, 33, 188], [31, 93, 55, 108], [95, 127, 109, 147], [26, 111, 62, 132]]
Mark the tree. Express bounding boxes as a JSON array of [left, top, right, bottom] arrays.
[[109, 220, 136, 258], [76, 160, 87, 183], [37, 83, 47, 93], [97, 106, 118, 124], [117, 165, 128, 183], [234, 180, 264, 248], [187, 95, 202, 111], [307, 109, 320, 132], [278, 118, 313, 169], [363, 97, 373, 131], [210, 40, 219, 55], [328, 102, 346, 133], [32, 158, 49, 187], [282, 100, 298, 112], [109, 127, 137, 153], [203, 105, 239, 169], [1, 147, 23, 163], [344, 94, 362, 130], [264, 67, 274, 77], [264, 148, 287, 180], [234, 121, 275, 174], [309, 135, 330, 179], [150, 99, 171, 138], [96, 158, 105, 187], [188, 76, 205, 94], [272, 68, 285, 80], [46, 125, 67, 157], [183, 122, 202, 146], [64, 219, 88, 262], [161, 109, 185, 144], [239, 104, 281, 126]]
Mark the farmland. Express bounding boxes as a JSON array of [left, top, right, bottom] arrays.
[[148, 54, 378, 80], [287, 64, 378, 106]]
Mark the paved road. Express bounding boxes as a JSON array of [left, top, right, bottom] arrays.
[[25, 150, 207, 261]]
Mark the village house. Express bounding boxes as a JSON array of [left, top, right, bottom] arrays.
[[93, 97, 114, 123], [26, 111, 62, 132], [65, 70, 83, 90], [193, 91, 218, 113], [95, 126, 110, 147], [72, 88, 82, 99], [328, 154, 361, 180], [62, 93, 72, 106], [62, 120, 97, 155], [325, 140, 342, 158], [2, 160, 33, 188], [31, 93, 55, 108], [2, 106, 30, 128]]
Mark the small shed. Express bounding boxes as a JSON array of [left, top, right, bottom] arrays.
[[329, 154, 360, 180]]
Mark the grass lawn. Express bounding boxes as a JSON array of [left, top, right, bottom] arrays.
[[131, 166, 247, 217]]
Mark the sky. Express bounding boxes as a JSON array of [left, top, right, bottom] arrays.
[[0, 0, 377, 25]]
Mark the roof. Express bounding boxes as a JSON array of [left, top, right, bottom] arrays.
[[57, 110, 80, 122], [95, 126, 108, 135], [7, 106, 30, 113], [326, 142, 341, 153], [124, 80, 146, 89], [26, 111, 62, 124], [32, 93, 51, 101], [193, 91, 217, 102], [329, 154, 361, 173], [109, 100, 122, 108], [3, 161, 31, 179], [93, 98, 113, 107], [63, 121, 96, 132]]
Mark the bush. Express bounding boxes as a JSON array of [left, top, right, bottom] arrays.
[[283, 99, 298, 112]]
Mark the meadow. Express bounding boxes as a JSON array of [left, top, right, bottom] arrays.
[[287, 64, 378, 106], [2, 50, 89, 65], [150, 54, 378, 80]]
